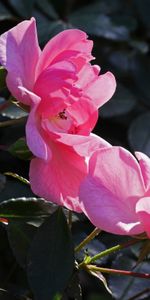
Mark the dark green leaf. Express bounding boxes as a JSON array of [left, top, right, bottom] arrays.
[[36, 0, 58, 19], [88, 293, 112, 300], [70, 12, 129, 41], [27, 209, 74, 300], [70, 0, 121, 16], [111, 15, 137, 32], [108, 50, 133, 76], [129, 39, 149, 54], [0, 174, 6, 192], [109, 255, 150, 299], [1, 102, 27, 119], [133, 0, 150, 29], [101, 84, 136, 118], [7, 221, 37, 268], [0, 67, 7, 90], [0, 3, 12, 20], [9, 0, 36, 18], [8, 137, 32, 160], [0, 197, 56, 220], [137, 240, 150, 264], [0, 178, 34, 202], [0, 289, 18, 300], [34, 10, 70, 44], [131, 57, 150, 107], [128, 113, 150, 156], [62, 271, 82, 300]]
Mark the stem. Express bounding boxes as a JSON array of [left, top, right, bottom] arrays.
[[84, 265, 150, 279], [89, 238, 142, 264], [4, 172, 30, 185], [0, 116, 26, 128], [79, 238, 143, 268], [75, 227, 101, 253]]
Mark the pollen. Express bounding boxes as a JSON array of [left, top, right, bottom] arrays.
[[58, 109, 67, 120]]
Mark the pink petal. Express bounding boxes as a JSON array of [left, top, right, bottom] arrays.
[[58, 133, 111, 157], [36, 29, 93, 76], [136, 197, 150, 238], [34, 61, 77, 100], [85, 71, 116, 108], [135, 152, 150, 192], [0, 18, 41, 105], [77, 63, 100, 90], [67, 98, 98, 135], [29, 141, 87, 212], [26, 105, 52, 161], [18, 86, 41, 106], [79, 175, 143, 235], [89, 147, 146, 202]]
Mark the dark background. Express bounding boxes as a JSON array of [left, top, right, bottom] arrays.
[[0, 0, 150, 299]]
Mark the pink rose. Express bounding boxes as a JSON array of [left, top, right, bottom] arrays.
[[0, 18, 116, 211], [79, 147, 150, 236]]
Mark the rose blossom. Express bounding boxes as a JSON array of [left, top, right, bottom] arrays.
[[79, 147, 150, 237], [0, 18, 116, 211]]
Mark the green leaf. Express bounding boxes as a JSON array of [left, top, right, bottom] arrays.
[[88, 293, 112, 300], [137, 240, 150, 264], [0, 67, 7, 90], [128, 113, 150, 156], [70, 0, 121, 16], [1, 102, 27, 119], [34, 10, 70, 44], [0, 3, 12, 20], [0, 197, 56, 220], [70, 13, 129, 41], [8, 137, 32, 160], [9, 0, 36, 18], [0, 174, 6, 192], [36, 0, 58, 19], [133, 0, 150, 29], [7, 221, 37, 268], [131, 56, 150, 107], [0, 289, 18, 300], [0, 178, 34, 202], [62, 271, 82, 300], [27, 209, 74, 300], [108, 50, 133, 76], [101, 84, 136, 118]]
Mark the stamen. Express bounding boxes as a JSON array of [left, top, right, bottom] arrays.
[[58, 109, 67, 120]]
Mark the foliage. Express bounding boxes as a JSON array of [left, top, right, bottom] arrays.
[[0, 0, 150, 299]]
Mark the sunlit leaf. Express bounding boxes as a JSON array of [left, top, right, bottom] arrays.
[[0, 197, 56, 220], [1, 102, 27, 119]]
